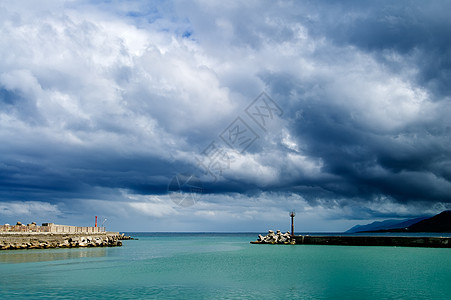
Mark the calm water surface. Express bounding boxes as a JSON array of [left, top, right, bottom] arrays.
[[1, 233, 451, 299]]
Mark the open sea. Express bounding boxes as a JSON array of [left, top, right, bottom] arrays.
[[1, 232, 451, 299]]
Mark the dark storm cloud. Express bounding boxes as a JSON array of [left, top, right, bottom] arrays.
[[254, 68, 451, 205], [0, 143, 187, 203], [214, 0, 450, 212], [304, 0, 451, 96]]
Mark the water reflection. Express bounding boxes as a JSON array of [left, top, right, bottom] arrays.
[[0, 247, 108, 264]]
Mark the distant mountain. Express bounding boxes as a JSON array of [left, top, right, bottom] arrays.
[[408, 211, 451, 232], [346, 217, 428, 233], [346, 211, 451, 233], [346, 220, 411, 233]]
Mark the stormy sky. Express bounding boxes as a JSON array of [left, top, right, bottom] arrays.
[[1, 0, 450, 232]]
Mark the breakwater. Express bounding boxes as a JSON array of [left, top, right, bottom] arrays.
[[295, 235, 451, 247], [0, 232, 126, 250], [251, 233, 451, 248]]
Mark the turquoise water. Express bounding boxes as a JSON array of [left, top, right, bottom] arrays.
[[1, 233, 451, 299]]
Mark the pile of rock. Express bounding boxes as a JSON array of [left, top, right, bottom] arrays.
[[255, 230, 295, 244], [118, 233, 135, 240], [67, 236, 122, 248]]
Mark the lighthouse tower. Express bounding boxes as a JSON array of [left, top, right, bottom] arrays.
[[290, 211, 295, 237]]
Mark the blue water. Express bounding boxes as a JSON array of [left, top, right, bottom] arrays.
[[1, 232, 451, 299]]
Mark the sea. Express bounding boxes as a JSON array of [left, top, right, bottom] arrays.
[[1, 232, 451, 299]]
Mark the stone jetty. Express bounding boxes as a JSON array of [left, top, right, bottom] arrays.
[[0, 221, 134, 250], [0, 232, 126, 250], [251, 232, 451, 248]]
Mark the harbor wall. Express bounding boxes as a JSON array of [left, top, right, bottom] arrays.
[[0, 232, 124, 250], [294, 235, 451, 248]]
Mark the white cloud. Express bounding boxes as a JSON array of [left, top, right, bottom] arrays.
[[0, 201, 61, 218], [127, 195, 179, 217], [0, 1, 236, 161]]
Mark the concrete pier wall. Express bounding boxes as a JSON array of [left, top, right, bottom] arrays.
[[293, 235, 451, 248]]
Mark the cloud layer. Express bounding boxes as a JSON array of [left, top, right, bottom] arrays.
[[1, 0, 450, 231]]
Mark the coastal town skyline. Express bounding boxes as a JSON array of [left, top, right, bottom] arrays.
[[1, 0, 451, 232]]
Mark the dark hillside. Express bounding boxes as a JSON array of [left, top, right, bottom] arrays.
[[408, 211, 451, 232]]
